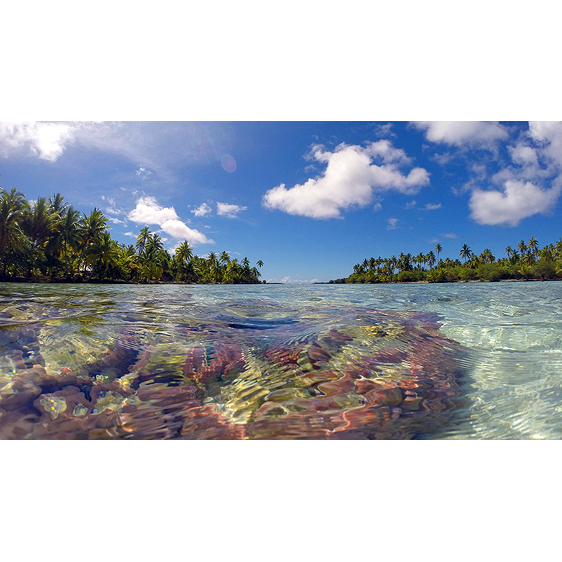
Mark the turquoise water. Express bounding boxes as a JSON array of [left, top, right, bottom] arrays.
[[0, 282, 561, 439]]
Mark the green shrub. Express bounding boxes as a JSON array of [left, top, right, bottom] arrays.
[[427, 268, 447, 283], [530, 261, 557, 280]]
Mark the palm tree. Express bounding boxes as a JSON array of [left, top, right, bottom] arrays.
[[480, 249, 495, 264], [0, 187, 28, 277], [219, 251, 231, 266], [174, 241, 193, 281], [528, 236, 539, 258], [84, 231, 119, 280], [48, 193, 68, 215], [78, 209, 108, 276], [207, 252, 220, 283], [460, 244, 472, 262], [435, 243, 442, 263], [60, 206, 81, 279], [505, 245, 513, 259], [22, 197, 60, 276], [518, 239, 527, 257], [136, 226, 151, 254], [427, 251, 436, 269], [256, 259, 264, 269]]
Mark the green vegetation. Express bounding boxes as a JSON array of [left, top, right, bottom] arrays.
[[331, 240, 562, 284], [0, 187, 264, 284]]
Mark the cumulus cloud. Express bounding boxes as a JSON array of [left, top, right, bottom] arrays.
[[414, 121, 509, 148], [262, 142, 430, 219], [373, 123, 396, 138], [387, 218, 399, 230], [191, 202, 212, 217], [528, 121, 562, 168], [128, 196, 178, 224], [216, 202, 247, 218], [0, 121, 77, 162], [469, 180, 561, 226], [508, 144, 539, 167], [466, 122, 562, 226], [424, 203, 441, 210], [128, 196, 213, 245]]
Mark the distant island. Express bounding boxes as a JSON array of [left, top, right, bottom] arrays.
[[0, 188, 264, 284], [330, 239, 562, 284]]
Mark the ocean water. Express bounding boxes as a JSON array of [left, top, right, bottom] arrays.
[[0, 281, 561, 439]]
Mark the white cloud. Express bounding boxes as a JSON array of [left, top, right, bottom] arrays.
[[424, 203, 441, 210], [124, 232, 136, 237], [387, 217, 399, 230], [191, 202, 212, 217], [216, 202, 247, 218], [0, 121, 77, 162], [469, 180, 561, 226], [364, 140, 412, 165], [128, 196, 213, 245], [128, 196, 179, 224], [528, 122, 562, 168], [160, 219, 212, 245], [135, 165, 153, 179], [262, 142, 430, 219], [414, 121, 509, 148], [107, 216, 125, 224], [405, 200, 417, 209], [508, 144, 539, 167], [0, 122, 235, 182], [373, 123, 396, 138], [443, 233, 457, 239]]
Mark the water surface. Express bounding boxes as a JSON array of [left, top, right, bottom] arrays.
[[1, 282, 560, 439]]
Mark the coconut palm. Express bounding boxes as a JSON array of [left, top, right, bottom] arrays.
[[22, 197, 60, 276], [460, 244, 472, 262], [480, 249, 495, 264], [0, 187, 28, 276], [435, 243, 442, 263], [219, 251, 230, 266], [174, 241, 194, 281], [48, 193, 68, 215], [84, 231, 119, 280], [60, 206, 81, 279], [78, 209, 108, 276], [528, 236, 539, 258], [427, 251, 436, 269], [136, 226, 151, 254]]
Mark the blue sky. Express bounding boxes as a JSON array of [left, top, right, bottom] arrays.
[[1, 121, 562, 282]]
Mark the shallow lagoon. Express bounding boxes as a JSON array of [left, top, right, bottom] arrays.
[[1, 281, 561, 439]]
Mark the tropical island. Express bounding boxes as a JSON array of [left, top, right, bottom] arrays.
[[0, 188, 264, 284], [330, 239, 562, 284]]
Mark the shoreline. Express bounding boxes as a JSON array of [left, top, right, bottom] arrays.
[[322, 277, 558, 285], [0, 277, 266, 285]]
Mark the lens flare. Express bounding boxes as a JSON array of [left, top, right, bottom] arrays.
[[221, 154, 237, 173]]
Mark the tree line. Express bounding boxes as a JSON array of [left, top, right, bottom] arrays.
[[331, 238, 562, 283], [0, 187, 264, 284]]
